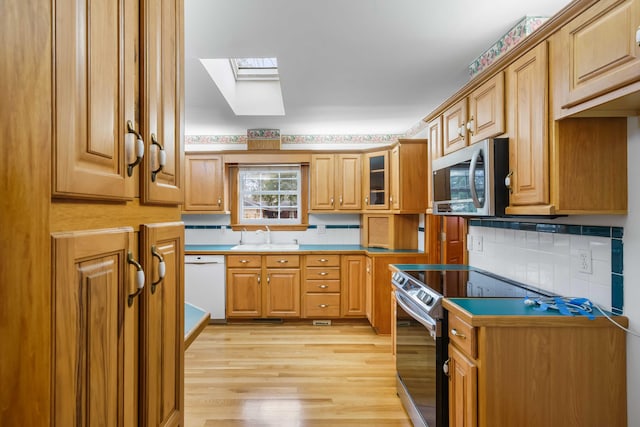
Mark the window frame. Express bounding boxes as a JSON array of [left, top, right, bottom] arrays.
[[229, 164, 309, 231]]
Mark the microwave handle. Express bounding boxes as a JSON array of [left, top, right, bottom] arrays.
[[469, 149, 482, 208]]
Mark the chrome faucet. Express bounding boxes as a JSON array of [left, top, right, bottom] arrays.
[[239, 227, 247, 245], [256, 226, 271, 245]]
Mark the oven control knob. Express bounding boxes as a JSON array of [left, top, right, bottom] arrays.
[[424, 295, 434, 305]]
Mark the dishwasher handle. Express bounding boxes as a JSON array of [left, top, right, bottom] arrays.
[[185, 255, 225, 265]]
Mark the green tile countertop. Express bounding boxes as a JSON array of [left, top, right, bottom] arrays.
[[443, 297, 627, 328], [185, 244, 425, 254]]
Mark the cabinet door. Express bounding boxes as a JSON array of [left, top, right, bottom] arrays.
[[52, 227, 134, 426], [336, 154, 362, 210], [364, 151, 389, 209], [140, 222, 184, 427], [389, 146, 400, 211], [227, 269, 262, 317], [54, 0, 137, 200], [341, 255, 366, 317], [310, 154, 335, 210], [184, 154, 225, 211], [448, 345, 478, 427], [468, 72, 505, 144], [365, 257, 373, 322], [442, 98, 468, 155], [506, 42, 549, 207], [265, 269, 301, 317], [141, 0, 184, 205], [556, 0, 640, 110], [427, 117, 443, 211]]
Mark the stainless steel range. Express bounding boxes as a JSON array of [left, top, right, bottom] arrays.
[[391, 265, 552, 427]]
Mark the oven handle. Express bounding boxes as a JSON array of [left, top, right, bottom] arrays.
[[395, 291, 438, 336]]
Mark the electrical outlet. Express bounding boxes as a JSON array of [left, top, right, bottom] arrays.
[[473, 235, 483, 252], [317, 224, 326, 234], [577, 249, 592, 274], [466, 235, 474, 251]]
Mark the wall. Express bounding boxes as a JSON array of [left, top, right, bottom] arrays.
[[469, 117, 639, 424]]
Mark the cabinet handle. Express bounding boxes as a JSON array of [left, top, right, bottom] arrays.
[[239, 259, 250, 264], [389, 195, 393, 203], [319, 304, 329, 308], [126, 120, 144, 177], [217, 198, 222, 207], [319, 284, 328, 289], [636, 26, 640, 46], [504, 170, 513, 194], [257, 276, 261, 285], [267, 274, 270, 284], [150, 133, 166, 182], [319, 272, 329, 276], [330, 197, 334, 206], [127, 251, 145, 307], [466, 116, 474, 136], [318, 258, 328, 263], [365, 196, 369, 205], [339, 196, 343, 206], [150, 245, 166, 294], [278, 259, 288, 264], [443, 358, 450, 377], [458, 124, 466, 139], [451, 329, 466, 339]]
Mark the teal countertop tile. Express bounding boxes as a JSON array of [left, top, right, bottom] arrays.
[[185, 244, 424, 254], [447, 298, 608, 317], [184, 302, 208, 336]]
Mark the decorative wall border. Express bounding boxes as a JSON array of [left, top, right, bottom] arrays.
[[469, 219, 624, 314]]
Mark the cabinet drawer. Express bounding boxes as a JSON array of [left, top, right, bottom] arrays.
[[304, 279, 340, 293], [449, 314, 477, 358], [305, 294, 341, 317], [227, 255, 261, 268], [305, 254, 340, 267], [264, 255, 300, 268], [304, 267, 340, 280]]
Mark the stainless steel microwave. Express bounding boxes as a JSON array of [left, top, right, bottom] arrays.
[[432, 138, 509, 217]]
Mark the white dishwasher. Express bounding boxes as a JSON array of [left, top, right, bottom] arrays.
[[184, 255, 226, 321]]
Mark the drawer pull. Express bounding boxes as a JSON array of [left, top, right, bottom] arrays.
[[239, 259, 250, 264], [319, 284, 328, 289], [319, 304, 329, 308], [318, 272, 328, 276], [451, 329, 466, 339], [318, 258, 329, 263], [278, 259, 288, 264]]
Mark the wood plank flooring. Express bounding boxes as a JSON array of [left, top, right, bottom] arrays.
[[184, 321, 412, 426]]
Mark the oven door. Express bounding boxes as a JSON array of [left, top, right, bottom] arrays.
[[395, 292, 448, 427]]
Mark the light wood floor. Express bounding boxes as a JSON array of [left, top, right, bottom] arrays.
[[184, 321, 412, 427]]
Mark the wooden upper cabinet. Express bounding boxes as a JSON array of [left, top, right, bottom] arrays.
[[184, 154, 225, 212], [310, 153, 361, 211], [442, 98, 468, 155], [52, 227, 134, 426], [427, 117, 442, 211], [363, 150, 389, 210], [553, 0, 640, 117], [141, 0, 184, 205], [468, 72, 505, 144], [505, 41, 550, 209], [389, 140, 429, 213], [140, 222, 184, 427], [53, 0, 137, 200]]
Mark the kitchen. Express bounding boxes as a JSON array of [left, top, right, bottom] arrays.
[[2, 0, 640, 427]]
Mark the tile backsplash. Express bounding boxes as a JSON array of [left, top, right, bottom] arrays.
[[468, 220, 624, 314]]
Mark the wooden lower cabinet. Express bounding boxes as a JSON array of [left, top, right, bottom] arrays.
[[226, 255, 301, 318], [444, 302, 628, 427], [302, 255, 341, 318], [52, 228, 134, 426], [140, 223, 184, 427], [341, 255, 366, 317]]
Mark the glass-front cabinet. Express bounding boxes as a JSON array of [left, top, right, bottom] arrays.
[[364, 151, 389, 210]]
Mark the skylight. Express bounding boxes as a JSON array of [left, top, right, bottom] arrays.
[[230, 57, 279, 81]]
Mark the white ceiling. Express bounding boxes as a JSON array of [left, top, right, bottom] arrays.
[[184, 0, 572, 137]]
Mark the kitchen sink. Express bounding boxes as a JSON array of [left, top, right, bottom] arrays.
[[230, 243, 300, 251]]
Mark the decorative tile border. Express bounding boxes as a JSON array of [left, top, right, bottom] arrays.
[[186, 135, 247, 144], [280, 134, 401, 144], [469, 16, 549, 78], [247, 128, 280, 139], [469, 219, 624, 315]]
